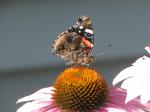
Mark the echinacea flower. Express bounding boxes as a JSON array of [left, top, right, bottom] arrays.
[[17, 67, 150, 112], [113, 45, 150, 104]]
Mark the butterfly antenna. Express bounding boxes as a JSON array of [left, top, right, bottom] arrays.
[[94, 44, 111, 57]]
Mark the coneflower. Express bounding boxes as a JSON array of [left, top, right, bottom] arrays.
[[17, 67, 150, 112]]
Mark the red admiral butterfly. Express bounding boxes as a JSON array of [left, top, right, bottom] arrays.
[[52, 15, 95, 65]]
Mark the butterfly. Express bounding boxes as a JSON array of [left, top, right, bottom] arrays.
[[52, 15, 95, 65]]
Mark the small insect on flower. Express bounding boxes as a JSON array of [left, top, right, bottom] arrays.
[[51, 15, 95, 66]]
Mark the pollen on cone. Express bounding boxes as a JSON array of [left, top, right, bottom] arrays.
[[52, 66, 108, 112]]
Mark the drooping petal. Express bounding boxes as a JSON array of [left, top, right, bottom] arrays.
[[17, 87, 55, 103], [140, 76, 150, 104], [103, 103, 127, 112], [17, 100, 51, 112], [45, 108, 61, 112], [104, 105, 126, 112], [100, 87, 150, 112], [112, 66, 135, 86], [16, 87, 59, 112], [113, 46, 150, 104], [113, 56, 150, 86], [121, 77, 141, 103], [17, 102, 35, 112], [32, 101, 60, 112]]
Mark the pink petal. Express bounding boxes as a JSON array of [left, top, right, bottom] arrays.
[[46, 108, 61, 112], [17, 87, 55, 103], [17, 100, 54, 112], [99, 87, 150, 112]]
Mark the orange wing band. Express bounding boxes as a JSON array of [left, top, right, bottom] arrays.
[[82, 37, 93, 48]]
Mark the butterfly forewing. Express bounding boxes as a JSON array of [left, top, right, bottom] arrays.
[[51, 15, 95, 65]]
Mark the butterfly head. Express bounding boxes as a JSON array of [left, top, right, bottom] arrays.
[[68, 15, 94, 48], [77, 15, 93, 30]]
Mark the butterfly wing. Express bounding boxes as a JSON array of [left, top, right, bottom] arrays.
[[51, 15, 95, 65], [52, 31, 82, 56]]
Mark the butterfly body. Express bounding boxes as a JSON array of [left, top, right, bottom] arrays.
[[52, 16, 95, 65]]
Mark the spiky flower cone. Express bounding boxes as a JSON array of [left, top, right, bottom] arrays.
[[17, 66, 150, 112], [52, 67, 108, 112]]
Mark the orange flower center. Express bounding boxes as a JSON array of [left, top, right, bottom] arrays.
[[52, 66, 108, 112]]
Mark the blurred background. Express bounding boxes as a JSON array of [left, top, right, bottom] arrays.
[[0, 0, 150, 111]]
